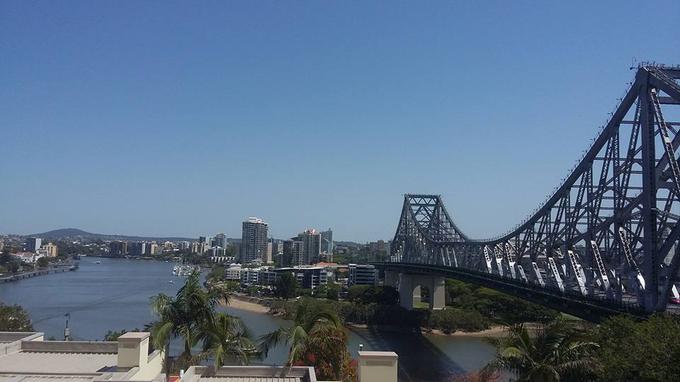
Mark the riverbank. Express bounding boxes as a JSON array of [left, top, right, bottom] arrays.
[[225, 295, 270, 313], [223, 295, 514, 338]]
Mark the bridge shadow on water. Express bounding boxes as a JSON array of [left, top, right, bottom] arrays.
[[349, 326, 469, 381]]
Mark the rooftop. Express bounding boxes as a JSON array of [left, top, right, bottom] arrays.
[[0, 332, 162, 382]]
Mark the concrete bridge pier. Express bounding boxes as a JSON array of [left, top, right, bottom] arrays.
[[397, 273, 446, 310]]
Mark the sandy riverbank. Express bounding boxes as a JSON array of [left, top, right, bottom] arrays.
[[223, 296, 271, 313], [347, 323, 510, 338]]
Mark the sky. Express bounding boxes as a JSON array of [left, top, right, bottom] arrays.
[[1, 1, 679, 242]]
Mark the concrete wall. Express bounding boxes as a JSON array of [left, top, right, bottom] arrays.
[[131, 350, 164, 380], [20, 340, 117, 353], [358, 351, 398, 382]]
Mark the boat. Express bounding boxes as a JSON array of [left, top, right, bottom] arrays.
[[168, 280, 174, 284], [95, 260, 101, 264], [172, 264, 198, 277]]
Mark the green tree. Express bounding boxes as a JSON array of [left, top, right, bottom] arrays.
[[259, 301, 341, 366], [274, 272, 298, 299], [326, 283, 340, 300], [104, 329, 128, 341], [36, 257, 50, 268], [201, 312, 255, 367], [0, 303, 33, 331], [297, 325, 356, 381], [594, 314, 680, 381], [150, 271, 231, 377], [490, 320, 598, 382], [206, 265, 225, 284]]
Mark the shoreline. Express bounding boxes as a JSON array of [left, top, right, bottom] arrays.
[[347, 323, 509, 338], [223, 295, 271, 313], [222, 296, 511, 338]]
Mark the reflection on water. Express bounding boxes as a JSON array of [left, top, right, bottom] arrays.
[[0, 257, 497, 380]]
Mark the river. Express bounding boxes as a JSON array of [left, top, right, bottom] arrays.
[[0, 257, 497, 381]]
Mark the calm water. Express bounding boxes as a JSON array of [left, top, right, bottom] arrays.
[[0, 257, 496, 381]]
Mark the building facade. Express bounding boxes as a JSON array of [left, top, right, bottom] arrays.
[[26, 237, 42, 252], [109, 241, 128, 256], [349, 263, 378, 286], [297, 229, 321, 265], [320, 228, 333, 260], [241, 217, 268, 263], [41, 242, 58, 257]]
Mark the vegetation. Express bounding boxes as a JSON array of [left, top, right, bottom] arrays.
[[36, 257, 50, 268], [104, 329, 129, 341], [202, 312, 255, 367], [347, 285, 399, 305], [489, 319, 598, 381], [427, 308, 489, 333], [0, 303, 33, 331], [259, 301, 355, 381], [592, 314, 680, 381], [205, 265, 225, 285], [445, 279, 559, 324], [150, 271, 251, 375], [273, 272, 298, 299], [0, 251, 21, 274]]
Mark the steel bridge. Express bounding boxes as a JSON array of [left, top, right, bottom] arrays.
[[378, 65, 680, 319]]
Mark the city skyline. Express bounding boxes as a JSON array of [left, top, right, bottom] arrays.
[[2, 2, 680, 242]]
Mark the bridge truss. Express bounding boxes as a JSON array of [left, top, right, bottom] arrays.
[[390, 65, 680, 314]]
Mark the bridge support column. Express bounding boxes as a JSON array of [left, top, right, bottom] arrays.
[[398, 273, 414, 310], [430, 277, 446, 310], [384, 270, 399, 288], [398, 273, 446, 311]]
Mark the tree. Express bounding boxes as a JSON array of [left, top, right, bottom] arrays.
[[326, 283, 340, 300], [490, 320, 598, 382], [201, 312, 255, 367], [206, 265, 225, 284], [594, 314, 680, 381], [150, 271, 231, 377], [274, 272, 298, 299], [298, 325, 357, 381], [36, 257, 50, 268], [259, 301, 341, 367], [0, 303, 33, 331]]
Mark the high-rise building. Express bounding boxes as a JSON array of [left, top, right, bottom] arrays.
[[297, 229, 321, 265], [128, 242, 146, 256], [26, 237, 42, 252], [191, 242, 207, 254], [213, 233, 227, 249], [241, 217, 268, 263], [42, 242, 58, 257], [270, 239, 283, 264], [283, 239, 305, 267], [320, 228, 333, 261], [109, 241, 128, 256], [148, 243, 160, 255]]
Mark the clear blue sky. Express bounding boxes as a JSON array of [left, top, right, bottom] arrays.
[[1, 1, 679, 242]]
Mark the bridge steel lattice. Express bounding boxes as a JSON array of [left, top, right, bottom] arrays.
[[387, 65, 680, 315]]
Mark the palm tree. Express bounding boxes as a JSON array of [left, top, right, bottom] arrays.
[[201, 312, 256, 367], [490, 320, 598, 382], [258, 302, 341, 366], [150, 271, 230, 378]]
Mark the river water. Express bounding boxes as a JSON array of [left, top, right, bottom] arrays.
[[0, 257, 496, 381]]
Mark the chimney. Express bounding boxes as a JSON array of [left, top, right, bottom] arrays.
[[358, 351, 398, 382], [117, 332, 150, 369]]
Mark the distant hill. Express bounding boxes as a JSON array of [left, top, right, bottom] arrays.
[[28, 228, 195, 242]]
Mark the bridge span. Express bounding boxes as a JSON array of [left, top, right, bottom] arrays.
[[376, 65, 680, 319]]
